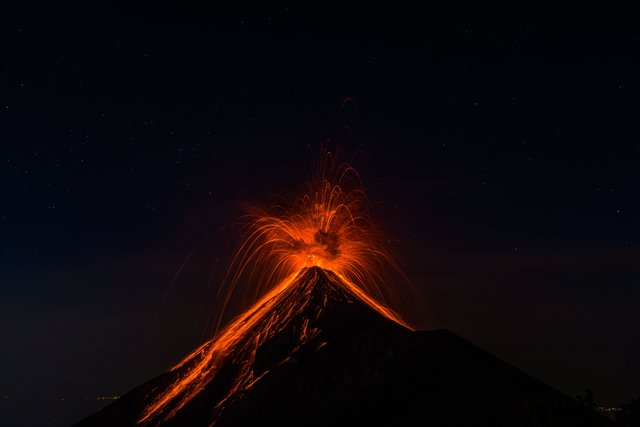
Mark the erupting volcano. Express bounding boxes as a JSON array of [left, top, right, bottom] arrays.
[[133, 153, 414, 425], [76, 153, 615, 426]]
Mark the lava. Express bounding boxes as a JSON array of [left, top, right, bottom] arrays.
[[138, 151, 411, 425]]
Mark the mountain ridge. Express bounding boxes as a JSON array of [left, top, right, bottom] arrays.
[[75, 267, 615, 426]]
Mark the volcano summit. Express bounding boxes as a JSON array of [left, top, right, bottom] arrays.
[[76, 267, 613, 427]]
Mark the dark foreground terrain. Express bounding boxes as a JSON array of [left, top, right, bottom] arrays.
[[76, 267, 614, 426]]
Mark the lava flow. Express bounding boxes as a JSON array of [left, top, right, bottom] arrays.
[[138, 152, 411, 425]]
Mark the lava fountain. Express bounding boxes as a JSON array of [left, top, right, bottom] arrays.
[[138, 151, 412, 425]]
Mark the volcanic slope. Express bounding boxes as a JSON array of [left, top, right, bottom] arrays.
[[75, 267, 614, 427]]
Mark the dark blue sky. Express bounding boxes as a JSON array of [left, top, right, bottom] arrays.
[[1, 5, 639, 426]]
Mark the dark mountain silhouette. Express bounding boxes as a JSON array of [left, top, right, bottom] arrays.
[[75, 267, 615, 426]]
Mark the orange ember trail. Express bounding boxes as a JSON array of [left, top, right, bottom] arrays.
[[138, 152, 412, 425]]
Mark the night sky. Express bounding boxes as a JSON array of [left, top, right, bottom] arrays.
[[2, 5, 639, 426]]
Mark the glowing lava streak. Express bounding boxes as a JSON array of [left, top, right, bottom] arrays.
[[138, 152, 411, 425]]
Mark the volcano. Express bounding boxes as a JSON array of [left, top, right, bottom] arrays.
[[75, 267, 614, 426]]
